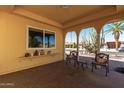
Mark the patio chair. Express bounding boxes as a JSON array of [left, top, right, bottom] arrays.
[[91, 53, 109, 76], [66, 51, 88, 70], [65, 51, 78, 67], [65, 54, 72, 64]]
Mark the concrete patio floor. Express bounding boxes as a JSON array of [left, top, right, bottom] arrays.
[[0, 59, 124, 88]]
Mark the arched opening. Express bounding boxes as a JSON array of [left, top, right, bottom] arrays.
[[79, 27, 97, 57], [65, 31, 77, 55], [100, 21, 124, 61]]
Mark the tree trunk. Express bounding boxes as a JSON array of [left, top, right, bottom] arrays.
[[114, 32, 120, 50], [115, 39, 119, 50]]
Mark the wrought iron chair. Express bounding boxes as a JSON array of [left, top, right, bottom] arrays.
[[91, 53, 109, 76], [66, 51, 88, 70], [65, 51, 78, 67], [65, 54, 72, 64]]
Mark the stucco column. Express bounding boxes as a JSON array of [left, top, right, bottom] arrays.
[[95, 25, 104, 53], [96, 33, 101, 53], [76, 31, 80, 61], [63, 32, 66, 60]]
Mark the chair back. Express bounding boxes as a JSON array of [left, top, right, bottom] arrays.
[[95, 53, 109, 64], [70, 51, 78, 61]]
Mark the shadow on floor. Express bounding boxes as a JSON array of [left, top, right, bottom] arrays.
[[0, 60, 124, 88]]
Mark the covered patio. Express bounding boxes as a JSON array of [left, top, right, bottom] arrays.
[[0, 5, 124, 88]]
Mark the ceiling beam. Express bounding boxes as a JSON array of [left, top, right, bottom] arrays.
[[0, 5, 15, 12], [12, 7, 63, 28], [63, 6, 116, 29]]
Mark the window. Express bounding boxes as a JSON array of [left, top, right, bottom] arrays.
[[28, 27, 43, 48], [27, 26, 56, 49], [45, 31, 55, 48]]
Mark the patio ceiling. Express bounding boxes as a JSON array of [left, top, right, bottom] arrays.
[[0, 5, 123, 28], [117, 5, 124, 13], [17, 5, 116, 24]]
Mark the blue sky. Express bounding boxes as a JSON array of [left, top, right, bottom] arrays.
[[65, 28, 96, 43], [65, 22, 124, 43], [45, 35, 55, 45]]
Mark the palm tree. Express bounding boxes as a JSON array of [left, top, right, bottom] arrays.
[[104, 22, 124, 50]]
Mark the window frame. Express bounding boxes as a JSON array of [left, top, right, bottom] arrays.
[[26, 25, 56, 50]]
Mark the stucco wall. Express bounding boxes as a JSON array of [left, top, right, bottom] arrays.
[[0, 11, 64, 75]]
